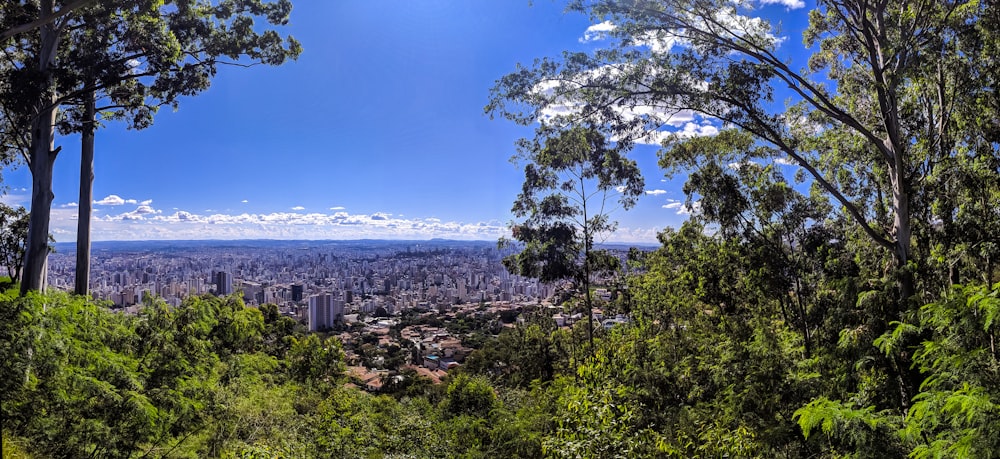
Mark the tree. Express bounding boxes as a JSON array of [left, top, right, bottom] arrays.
[[464, 311, 569, 387], [488, 0, 994, 311], [500, 124, 642, 355], [10, 0, 62, 295], [4, 0, 302, 295], [0, 203, 29, 284], [489, 0, 1000, 414], [798, 282, 1000, 457], [442, 373, 499, 419]]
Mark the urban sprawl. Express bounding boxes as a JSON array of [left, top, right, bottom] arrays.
[[44, 240, 629, 390]]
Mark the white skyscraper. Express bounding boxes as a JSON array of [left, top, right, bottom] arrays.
[[308, 293, 344, 332]]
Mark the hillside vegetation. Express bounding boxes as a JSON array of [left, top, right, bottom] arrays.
[[2, 245, 999, 458]]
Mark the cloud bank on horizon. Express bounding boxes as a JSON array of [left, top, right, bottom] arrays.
[[17, 193, 662, 243]]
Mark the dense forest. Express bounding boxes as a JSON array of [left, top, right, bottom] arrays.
[[4, 0, 1000, 457]]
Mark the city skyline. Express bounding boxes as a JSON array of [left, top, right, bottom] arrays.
[[1, 1, 810, 244]]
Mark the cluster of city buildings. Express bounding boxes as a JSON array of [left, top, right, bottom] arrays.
[[45, 239, 635, 389], [45, 240, 556, 328]]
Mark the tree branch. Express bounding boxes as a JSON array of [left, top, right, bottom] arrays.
[[0, 0, 95, 41]]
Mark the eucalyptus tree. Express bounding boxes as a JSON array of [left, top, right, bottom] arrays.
[[488, 0, 995, 310], [501, 124, 643, 354], [3, 0, 301, 295]]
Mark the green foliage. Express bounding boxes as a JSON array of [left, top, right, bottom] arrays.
[[4, 274, 1000, 457], [286, 333, 345, 390], [0, 290, 337, 457], [311, 389, 444, 458], [795, 284, 1000, 457], [497, 34, 1000, 443], [463, 311, 568, 387], [901, 284, 1000, 458], [543, 376, 666, 458], [2, 430, 32, 459], [443, 373, 498, 419], [0, 203, 28, 284], [794, 398, 901, 455]]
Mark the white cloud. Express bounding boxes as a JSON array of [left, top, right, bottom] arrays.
[[75, 209, 510, 242], [759, 0, 805, 9], [679, 122, 719, 138], [63, 202, 79, 208], [645, 189, 667, 196], [581, 21, 615, 42], [241, 199, 249, 203], [329, 206, 345, 210], [540, 7, 786, 144], [172, 211, 198, 221], [42, 206, 665, 245], [712, 7, 787, 47], [534, 63, 721, 144], [663, 199, 701, 215], [632, 30, 683, 55], [102, 204, 163, 221], [94, 195, 126, 206], [774, 156, 797, 166], [632, 121, 720, 145], [140, 199, 152, 206], [125, 199, 138, 205], [582, 20, 682, 52], [728, 160, 762, 170], [678, 201, 702, 215], [291, 206, 305, 211]]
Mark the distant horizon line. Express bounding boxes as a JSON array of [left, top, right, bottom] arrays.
[[52, 237, 661, 248]]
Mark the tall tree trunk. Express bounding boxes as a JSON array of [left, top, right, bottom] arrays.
[[890, 163, 915, 306], [74, 90, 95, 296], [20, 0, 61, 295], [580, 174, 595, 357], [888, 141, 916, 412], [584, 259, 594, 356]]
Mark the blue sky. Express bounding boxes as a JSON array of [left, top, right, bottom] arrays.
[[2, 0, 811, 243]]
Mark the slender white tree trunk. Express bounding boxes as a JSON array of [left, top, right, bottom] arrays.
[[20, 0, 61, 295]]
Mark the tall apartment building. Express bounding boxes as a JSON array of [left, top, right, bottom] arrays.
[[215, 271, 233, 296], [308, 293, 344, 332], [240, 280, 264, 305]]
